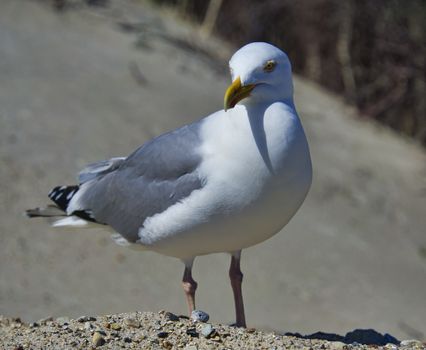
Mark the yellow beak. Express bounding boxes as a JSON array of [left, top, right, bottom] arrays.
[[224, 77, 256, 111]]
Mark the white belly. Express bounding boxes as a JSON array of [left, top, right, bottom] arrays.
[[137, 104, 312, 259]]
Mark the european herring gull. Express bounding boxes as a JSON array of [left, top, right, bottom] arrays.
[[27, 42, 312, 327]]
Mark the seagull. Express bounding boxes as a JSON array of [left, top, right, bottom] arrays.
[[27, 42, 312, 327]]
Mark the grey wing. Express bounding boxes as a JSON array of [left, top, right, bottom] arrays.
[[75, 122, 204, 242]]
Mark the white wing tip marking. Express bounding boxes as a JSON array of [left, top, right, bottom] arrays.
[[66, 190, 77, 200], [52, 216, 90, 227]]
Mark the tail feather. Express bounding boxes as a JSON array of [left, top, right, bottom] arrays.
[[27, 184, 102, 225], [25, 205, 66, 218]]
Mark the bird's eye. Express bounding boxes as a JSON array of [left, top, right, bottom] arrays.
[[263, 60, 277, 73]]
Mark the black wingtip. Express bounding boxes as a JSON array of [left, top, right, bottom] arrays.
[[48, 185, 79, 211]]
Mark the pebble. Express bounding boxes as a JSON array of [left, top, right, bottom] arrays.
[[201, 324, 214, 338], [186, 328, 199, 338], [123, 336, 132, 343], [161, 340, 173, 349], [210, 334, 222, 342], [110, 322, 121, 331], [92, 331, 106, 347], [329, 341, 347, 350], [124, 318, 140, 328], [55, 317, 70, 326], [84, 321, 93, 330], [157, 331, 169, 338], [164, 312, 180, 322], [191, 310, 209, 323]]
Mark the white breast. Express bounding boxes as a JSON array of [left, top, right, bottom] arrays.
[[138, 103, 312, 259]]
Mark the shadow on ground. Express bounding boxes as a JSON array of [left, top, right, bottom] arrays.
[[288, 329, 399, 345]]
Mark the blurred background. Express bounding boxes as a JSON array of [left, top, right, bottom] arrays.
[[159, 0, 426, 147], [0, 0, 425, 341]]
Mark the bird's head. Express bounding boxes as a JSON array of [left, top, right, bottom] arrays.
[[224, 42, 293, 111]]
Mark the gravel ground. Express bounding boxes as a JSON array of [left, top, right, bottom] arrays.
[[1, 311, 425, 350]]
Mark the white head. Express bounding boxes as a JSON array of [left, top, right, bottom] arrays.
[[224, 42, 293, 110]]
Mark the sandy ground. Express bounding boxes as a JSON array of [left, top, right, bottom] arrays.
[[0, 0, 425, 342]]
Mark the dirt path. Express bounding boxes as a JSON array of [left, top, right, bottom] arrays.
[[0, 0, 425, 341]]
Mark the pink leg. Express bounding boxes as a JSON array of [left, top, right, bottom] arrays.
[[229, 250, 246, 327], [182, 260, 197, 315]]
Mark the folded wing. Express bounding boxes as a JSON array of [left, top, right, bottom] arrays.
[[69, 123, 205, 243]]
